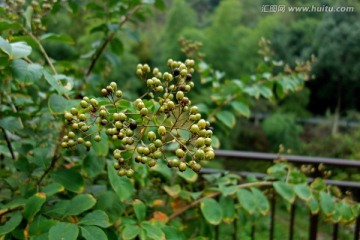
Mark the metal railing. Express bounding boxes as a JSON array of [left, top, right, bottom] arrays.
[[200, 150, 360, 240]]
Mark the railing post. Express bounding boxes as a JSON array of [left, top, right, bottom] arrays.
[[332, 223, 338, 240], [269, 190, 276, 240], [309, 213, 319, 240], [289, 203, 296, 240], [355, 216, 360, 240]]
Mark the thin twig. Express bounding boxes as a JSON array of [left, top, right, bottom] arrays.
[[84, 5, 142, 77], [27, 31, 57, 75], [36, 124, 66, 191], [168, 181, 273, 220], [1, 127, 15, 160]]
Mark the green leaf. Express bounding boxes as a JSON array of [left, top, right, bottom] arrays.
[[133, 199, 146, 222], [108, 163, 134, 201], [319, 191, 335, 217], [80, 226, 107, 240], [110, 37, 124, 55], [122, 224, 141, 240], [79, 210, 111, 228], [162, 226, 185, 240], [163, 185, 181, 198], [22, 6, 33, 30], [11, 59, 43, 83], [140, 221, 165, 240], [0, 211, 22, 235], [23, 192, 47, 221], [237, 189, 256, 214], [51, 169, 84, 193], [0, 116, 23, 131], [219, 196, 235, 223], [48, 94, 68, 114], [41, 183, 64, 197], [338, 201, 355, 224], [200, 198, 223, 225], [231, 101, 250, 118], [44, 71, 67, 95], [65, 194, 96, 216], [252, 188, 270, 215], [0, 36, 12, 57], [48, 222, 79, 240], [219, 185, 237, 196], [40, 33, 74, 44], [215, 111, 236, 128], [307, 197, 319, 214], [177, 167, 198, 182], [294, 184, 312, 201], [258, 85, 273, 98], [273, 182, 296, 204], [29, 215, 57, 236], [83, 153, 106, 177], [10, 41, 32, 59]]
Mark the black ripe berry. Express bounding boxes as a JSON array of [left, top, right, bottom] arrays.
[[173, 68, 180, 76], [186, 73, 192, 81], [129, 120, 137, 130]]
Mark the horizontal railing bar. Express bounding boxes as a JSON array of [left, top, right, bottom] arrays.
[[214, 150, 360, 169], [200, 168, 360, 189]]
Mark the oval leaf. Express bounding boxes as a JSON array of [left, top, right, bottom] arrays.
[[23, 192, 46, 221], [320, 191, 336, 217], [49, 222, 79, 240], [0, 211, 22, 235], [294, 184, 312, 201], [51, 169, 84, 193], [133, 199, 146, 222], [215, 111, 236, 128], [219, 196, 235, 223], [251, 188, 270, 215], [65, 194, 96, 216], [200, 198, 223, 225], [122, 224, 140, 240], [237, 189, 256, 214], [273, 182, 296, 204], [108, 163, 134, 201], [80, 226, 107, 240], [79, 210, 111, 228]]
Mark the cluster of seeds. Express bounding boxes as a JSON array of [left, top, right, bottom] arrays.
[[62, 59, 215, 177]]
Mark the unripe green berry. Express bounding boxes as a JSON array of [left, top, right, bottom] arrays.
[[135, 156, 142, 163], [83, 96, 90, 102], [190, 106, 198, 114], [136, 69, 143, 76], [148, 159, 156, 167], [118, 113, 127, 121], [141, 156, 148, 164], [190, 124, 200, 133], [194, 149, 205, 160], [112, 135, 118, 140], [68, 131, 75, 139], [118, 169, 126, 176], [71, 123, 79, 130], [113, 162, 121, 169], [167, 101, 175, 110], [154, 139, 162, 148], [70, 108, 78, 115], [99, 109, 107, 117], [143, 147, 150, 155], [153, 150, 162, 159], [147, 79, 154, 87], [94, 135, 101, 142], [116, 90, 123, 98], [192, 163, 202, 172], [180, 69, 187, 76], [110, 82, 117, 90], [115, 121, 123, 129], [147, 131, 156, 142], [137, 101, 145, 110], [85, 141, 92, 148], [90, 98, 98, 106], [126, 129, 133, 137], [101, 88, 108, 96], [205, 151, 215, 160], [106, 86, 114, 93], [80, 100, 88, 108], [176, 91, 184, 100], [205, 138, 212, 146], [195, 137, 205, 147], [79, 114, 87, 121], [198, 119, 206, 129], [158, 126, 166, 136], [126, 169, 134, 178], [176, 149, 185, 158], [179, 162, 187, 172], [68, 139, 75, 147], [81, 125, 89, 132], [140, 108, 148, 116], [155, 86, 164, 92], [77, 138, 84, 144], [64, 112, 73, 120], [61, 142, 68, 148]]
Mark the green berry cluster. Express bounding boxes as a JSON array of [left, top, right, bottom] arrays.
[[62, 59, 215, 177]]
